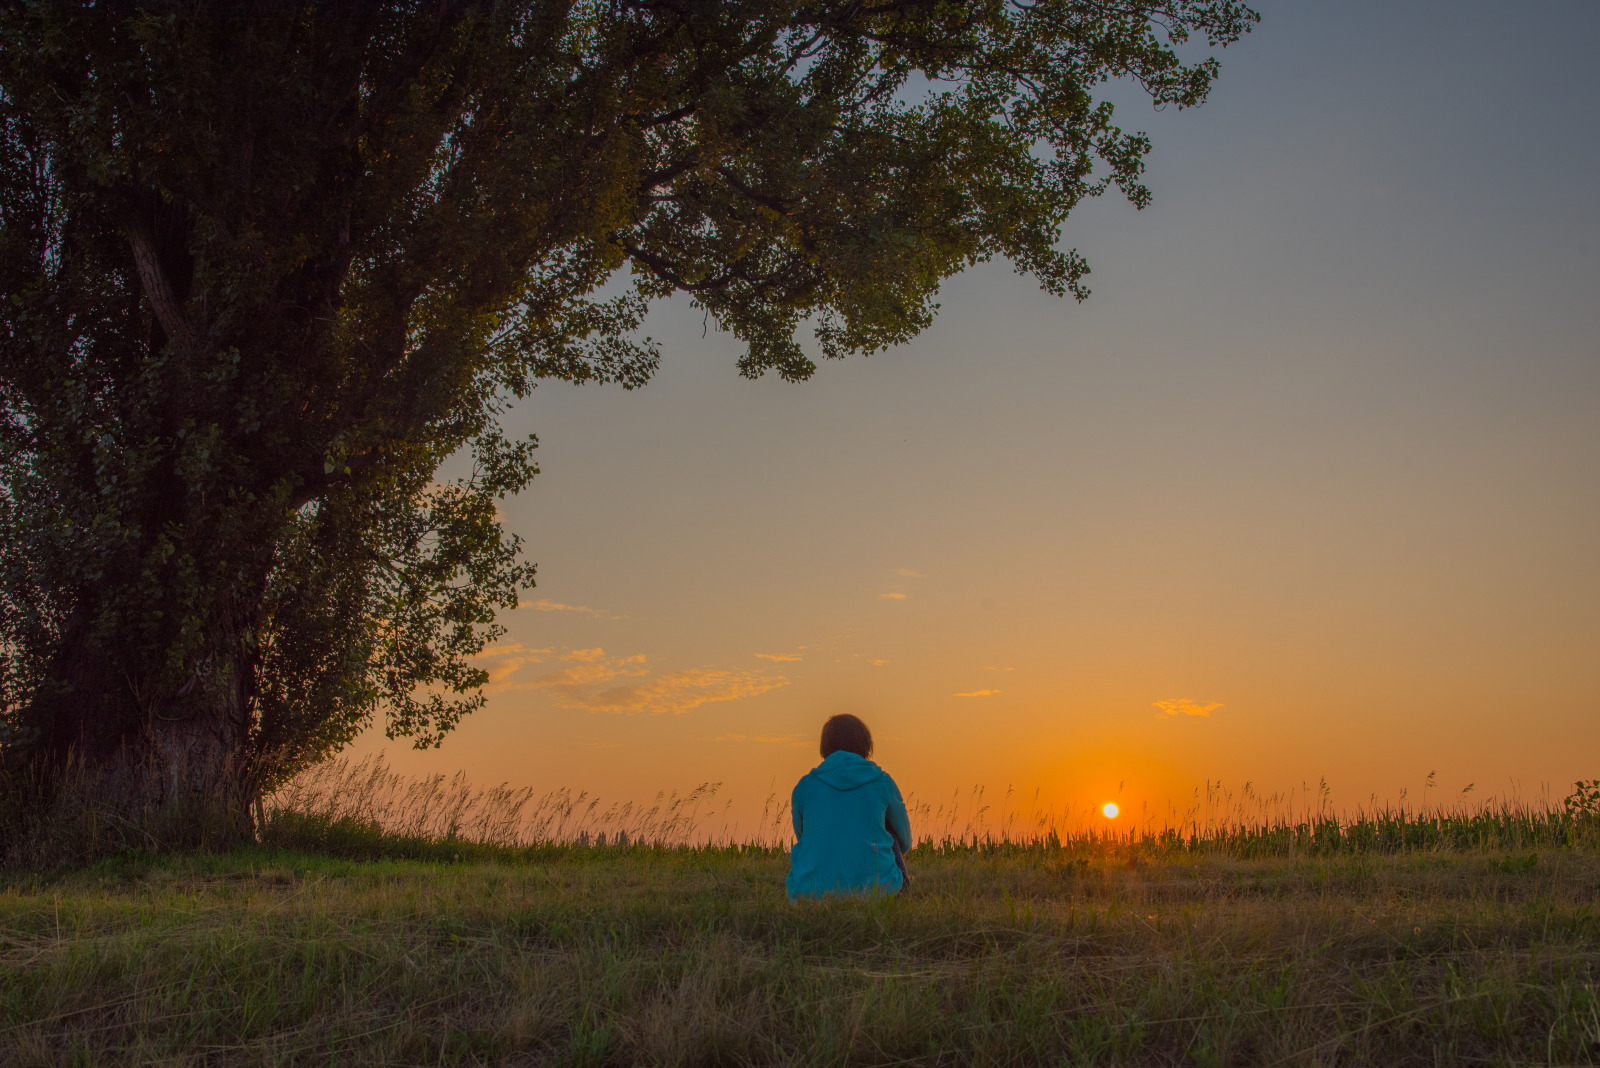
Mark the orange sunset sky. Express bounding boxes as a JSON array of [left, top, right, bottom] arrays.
[[349, 0, 1600, 835]]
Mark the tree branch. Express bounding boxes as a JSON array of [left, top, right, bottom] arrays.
[[121, 211, 200, 360]]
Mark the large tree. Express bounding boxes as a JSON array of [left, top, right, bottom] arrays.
[[0, 0, 1255, 849]]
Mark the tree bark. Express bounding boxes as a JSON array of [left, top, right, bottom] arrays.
[[30, 610, 262, 852]]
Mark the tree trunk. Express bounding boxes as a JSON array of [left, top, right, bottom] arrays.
[[26, 612, 262, 855]]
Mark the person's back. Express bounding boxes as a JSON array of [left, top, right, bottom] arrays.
[[787, 714, 912, 900]]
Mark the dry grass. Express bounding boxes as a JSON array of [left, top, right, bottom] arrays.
[[264, 756, 767, 849], [3, 764, 1598, 1065], [262, 756, 1599, 860], [2, 840, 1599, 1065]]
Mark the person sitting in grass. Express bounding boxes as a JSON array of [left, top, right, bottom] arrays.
[[787, 713, 913, 900]]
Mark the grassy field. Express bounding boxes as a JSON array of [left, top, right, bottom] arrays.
[[4, 834, 1600, 1067]]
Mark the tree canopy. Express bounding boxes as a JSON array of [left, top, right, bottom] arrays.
[[0, 0, 1255, 848]]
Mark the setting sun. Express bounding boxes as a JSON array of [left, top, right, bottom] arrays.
[[1102, 802, 1119, 819]]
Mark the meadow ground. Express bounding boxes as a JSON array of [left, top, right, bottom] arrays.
[[4, 836, 1600, 1067]]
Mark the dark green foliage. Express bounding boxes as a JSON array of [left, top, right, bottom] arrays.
[[1566, 779, 1600, 817], [1133, 804, 1599, 858], [0, 0, 1256, 842]]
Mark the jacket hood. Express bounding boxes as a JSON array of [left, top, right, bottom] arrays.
[[808, 751, 887, 792]]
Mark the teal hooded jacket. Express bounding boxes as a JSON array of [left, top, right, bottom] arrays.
[[786, 751, 912, 900]]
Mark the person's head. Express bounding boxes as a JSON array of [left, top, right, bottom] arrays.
[[820, 714, 873, 759]]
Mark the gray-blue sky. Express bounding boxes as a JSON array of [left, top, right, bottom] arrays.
[[359, 1, 1600, 823]]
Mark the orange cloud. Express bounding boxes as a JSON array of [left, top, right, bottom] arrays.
[[473, 642, 555, 687], [954, 689, 1002, 698], [476, 645, 787, 714], [520, 598, 606, 616], [563, 667, 787, 715], [871, 659, 889, 667], [879, 592, 907, 601], [894, 568, 923, 578], [714, 733, 804, 744], [1154, 698, 1222, 718], [477, 645, 642, 694], [528, 650, 649, 696], [755, 653, 803, 662]]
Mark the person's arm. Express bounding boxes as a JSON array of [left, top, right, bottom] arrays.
[[791, 788, 803, 842], [885, 782, 912, 852]]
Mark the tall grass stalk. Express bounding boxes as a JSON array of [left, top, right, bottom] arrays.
[[6, 764, 1600, 1064], [263, 757, 1600, 862], [261, 756, 778, 854]]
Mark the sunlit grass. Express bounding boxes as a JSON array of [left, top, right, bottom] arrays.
[[3, 763, 1598, 1065], [5, 840, 1600, 1065], [265, 755, 1600, 861]]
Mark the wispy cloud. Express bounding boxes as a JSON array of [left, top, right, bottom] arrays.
[[755, 652, 803, 662], [520, 598, 605, 615], [984, 666, 1016, 672], [563, 667, 787, 716], [714, 733, 803, 744], [879, 592, 907, 601], [871, 659, 889, 667], [894, 568, 923, 578], [475, 645, 646, 697], [474, 645, 786, 714], [954, 689, 1002, 698], [1154, 698, 1222, 718], [473, 642, 555, 687]]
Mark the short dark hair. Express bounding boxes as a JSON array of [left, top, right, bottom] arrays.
[[820, 714, 873, 759]]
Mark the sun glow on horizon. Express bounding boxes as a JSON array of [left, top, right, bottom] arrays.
[[1102, 802, 1119, 819]]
